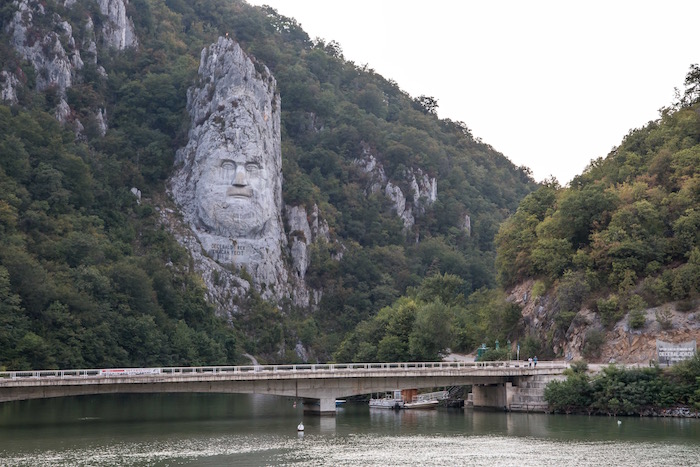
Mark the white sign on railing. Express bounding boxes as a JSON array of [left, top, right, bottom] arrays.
[[99, 368, 162, 377]]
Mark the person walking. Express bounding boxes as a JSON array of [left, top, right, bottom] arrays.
[[528, 357, 532, 367], [533, 356, 538, 367]]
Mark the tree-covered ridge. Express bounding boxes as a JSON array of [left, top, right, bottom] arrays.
[[496, 67, 700, 327], [332, 273, 523, 362], [0, 0, 539, 368]]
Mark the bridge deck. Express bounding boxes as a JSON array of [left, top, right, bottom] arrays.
[[0, 361, 567, 410], [0, 361, 565, 385]]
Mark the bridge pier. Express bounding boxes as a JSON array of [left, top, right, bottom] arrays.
[[302, 397, 337, 415], [471, 382, 513, 411]]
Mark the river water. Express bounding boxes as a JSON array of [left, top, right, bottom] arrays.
[[1, 393, 698, 466]]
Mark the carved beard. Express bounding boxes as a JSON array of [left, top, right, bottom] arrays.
[[197, 196, 270, 238]]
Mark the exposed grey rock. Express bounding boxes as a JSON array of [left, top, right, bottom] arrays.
[[355, 145, 387, 195], [170, 37, 289, 303], [95, 108, 108, 136], [97, 0, 138, 49], [309, 204, 330, 242], [463, 214, 471, 236], [82, 16, 98, 64], [286, 205, 313, 280], [355, 149, 437, 231], [55, 98, 71, 122], [385, 181, 414, 230], [7, 1, 82, 105], [294, 341, 310, 363], [130, 187, 141, 203], [159, 208, 251, 316], [0, 71, 20, 104]]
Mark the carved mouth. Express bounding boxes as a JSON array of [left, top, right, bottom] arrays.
[[226, 187, 253, 198]]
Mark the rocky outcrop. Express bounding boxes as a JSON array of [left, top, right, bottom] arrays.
[[169, 38, 335, 311], [355, 149, 387, 195], [286, 203, 330, 282], [509, 280, 700, 364], [0, 71, 20, 104], [354, 147, 437, 231], [3, 0, 136, 132], [462, 214, 472, 236], [171, 37, 297, 307], [96, 0, 138, 50], [6, 0, 83, 121]]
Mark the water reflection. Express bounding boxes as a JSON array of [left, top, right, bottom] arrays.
[[0, 394, 699, 466]]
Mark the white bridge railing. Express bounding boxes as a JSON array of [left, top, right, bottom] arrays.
[[0, 360, 565, 381]]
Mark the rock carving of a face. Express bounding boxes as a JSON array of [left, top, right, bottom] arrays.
[[195, 105, 275, 238]]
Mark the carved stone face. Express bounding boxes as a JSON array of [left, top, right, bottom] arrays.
[[194, 114, 276, 238]]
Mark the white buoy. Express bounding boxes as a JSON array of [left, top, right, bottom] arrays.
[[297, 421, 304, 431]]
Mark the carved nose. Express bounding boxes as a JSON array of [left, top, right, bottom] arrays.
[[233, 167, 247, 186]]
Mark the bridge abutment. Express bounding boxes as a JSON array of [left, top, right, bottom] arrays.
[[470, 374, 565, 412]]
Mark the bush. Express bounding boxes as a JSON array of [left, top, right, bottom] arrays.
[[596, 295, 623, 328], [677, 298, 697, 312], [556, 270, 590, 312], [582, 329, 605, 360], [531, 280, 546, 299], [628, 309, 646, 329], [640, 276, 668, 306], [519, 334, 542, 361], [555, 310, 577, 332]]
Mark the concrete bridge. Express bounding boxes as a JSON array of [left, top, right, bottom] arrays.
[[0, 361, 567, 414]]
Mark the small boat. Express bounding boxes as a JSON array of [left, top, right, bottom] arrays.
[[369, 390, 404, 410], [404, 399, 440, 409], [297, 421, 304, 431], [403, 390, 447, 409], [335, 399, 346, 406]]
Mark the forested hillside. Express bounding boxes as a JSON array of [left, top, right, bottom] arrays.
[[495, 66, 700, 360], [0, 0, 536, 369]]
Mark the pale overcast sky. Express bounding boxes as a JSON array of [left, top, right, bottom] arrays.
[[247, 0, 699, 184]]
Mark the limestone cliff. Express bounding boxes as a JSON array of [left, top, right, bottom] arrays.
[[354, 145, 438, 232], [2, 0, 136, 130], [169, 37, 322, 311], [96, 0, 138, 50], [6, 0, 83, 121]]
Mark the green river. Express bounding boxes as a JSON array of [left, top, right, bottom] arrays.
[[1, 393, 698, 466]]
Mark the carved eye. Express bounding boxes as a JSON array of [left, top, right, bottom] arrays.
[[221, 161, 236, 171], [246, 163, 260, 174]]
